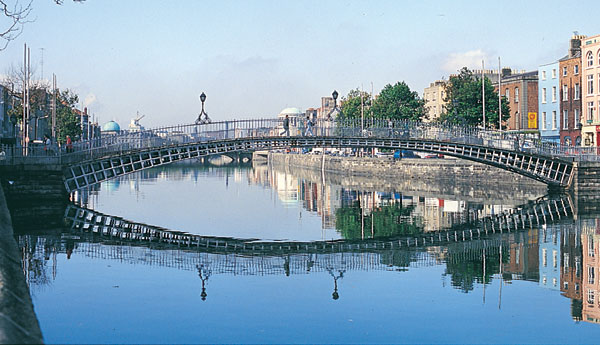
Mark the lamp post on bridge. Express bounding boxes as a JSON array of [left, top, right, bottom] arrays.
[[195, 92, 211, 124]]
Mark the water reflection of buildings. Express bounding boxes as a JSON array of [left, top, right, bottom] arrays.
[[250, 163, 521, 233], [582, 220, 600, 324]]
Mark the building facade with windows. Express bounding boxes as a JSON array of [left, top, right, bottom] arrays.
[[539, 61, 561, 142], [559, 36, 585, 146], [423, 80, 447, 122], [581, 224, 600, 324], [495, 71, 539, 130], [581, 34, 600, 147]]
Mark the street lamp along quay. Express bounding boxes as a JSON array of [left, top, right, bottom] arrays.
[[195, 92, 211, 124]]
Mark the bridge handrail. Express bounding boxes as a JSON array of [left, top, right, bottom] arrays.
[[3, 117, 600, 164]]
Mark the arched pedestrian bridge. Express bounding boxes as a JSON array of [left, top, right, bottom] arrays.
[[3, 119, 598, 192]]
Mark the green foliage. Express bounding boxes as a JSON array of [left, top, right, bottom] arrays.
[[440, 67, 510, 128], [340, 88, 372, 120], [443, 248, 507, 293], [335, 201, 423, 240], [55, 89, 81, 144], [371, 81, 427, 121]]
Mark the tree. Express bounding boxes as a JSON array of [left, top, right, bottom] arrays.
[[55, 89, 81, 144], [340, 88, 371, 121], [1, 0, 85, 50], [440, 67, 510, 128], [371, 81, 427, 121], [335, 201, 422, 240]]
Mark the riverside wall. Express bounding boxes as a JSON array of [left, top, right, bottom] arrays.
[[268, 153, 549, 205], [0, 184, 44, 344]]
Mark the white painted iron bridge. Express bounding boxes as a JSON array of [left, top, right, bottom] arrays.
[[0, 118, 591, 190]]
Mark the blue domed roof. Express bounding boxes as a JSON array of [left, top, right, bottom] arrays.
[[102, 121, 121, 132]]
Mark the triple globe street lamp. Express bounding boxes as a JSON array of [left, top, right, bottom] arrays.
[[195, 92, 211, 124]]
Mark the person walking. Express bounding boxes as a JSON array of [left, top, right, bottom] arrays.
[[280, 115, 290, 136], [44, 135, 51, 155], [305, 116, 314, 136], [66, 135, 73, 153]]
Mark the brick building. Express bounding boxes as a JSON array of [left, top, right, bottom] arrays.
[[559, 36, 585, 145], [581, 34, 600, 147], [495, 71, 539, 130]]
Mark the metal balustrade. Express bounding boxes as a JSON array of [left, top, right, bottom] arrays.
[[1, 118, 596, 190]]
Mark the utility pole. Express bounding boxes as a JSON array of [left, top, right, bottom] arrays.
[[52, 74, 57, 139], [482, 60, 486, 130], [22, 43, 26, 147], [40, 47, 44, 81], [498, 57, 502, 131]]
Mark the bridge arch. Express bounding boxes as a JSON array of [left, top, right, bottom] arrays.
[[63, 135, 575, 192]]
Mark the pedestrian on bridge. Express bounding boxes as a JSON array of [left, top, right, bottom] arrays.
[[44, 135, 51, 155], [280, 115, 290, 136], [305, 116, 314, 136], [66, 135, 73, 153]]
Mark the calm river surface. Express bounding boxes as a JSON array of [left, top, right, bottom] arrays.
[[16, 161, 600, 343]]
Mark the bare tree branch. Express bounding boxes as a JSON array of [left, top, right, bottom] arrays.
[[0, 0, 86, 51], [0, 0, 33, 50]]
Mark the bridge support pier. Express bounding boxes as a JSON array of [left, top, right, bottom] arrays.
[[570, 161, 600, 213], [0, 165, 69, 230]]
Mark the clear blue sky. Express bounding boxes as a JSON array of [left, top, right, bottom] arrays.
[[0, 0, 598, 127]]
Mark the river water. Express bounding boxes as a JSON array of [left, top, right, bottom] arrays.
[[16, 160, 600, 343]]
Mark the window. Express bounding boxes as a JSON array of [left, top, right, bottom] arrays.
[[542, 70, 547, 80], [563, 85, 568, 100], [563, 66, 568, 76], [589, 236, 595, 256], [552, 86, 557, 102], [505, 88, 510, 101], [589, 266, 596, 285], [589, 289, 595, 304], [588, 102, 595, 122], [542, 112, 547, 130], [575, 65, 579, 74], [564, 110, 569, 129], [553, 250, 558, 268], [515, 87, 519, 102], [588, 51, 594, 67], [588, 74, 595, 95], [542, 88, 547, 103], [542, 248, 547, 266], [575, 83, 580, 99], [552, 69, 557, 78], [553, 110, 557, 130], [598, 50, 600, 65], [575, 109, 580, 127]]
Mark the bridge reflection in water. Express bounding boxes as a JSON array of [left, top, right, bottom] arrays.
[[18, 192, 598, 324], [15, 162, 600, 330]]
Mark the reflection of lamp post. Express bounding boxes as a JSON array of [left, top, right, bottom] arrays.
[[327, 268, 344, 300], [195, 92, 211, 124], [197, 264, 211, 301]]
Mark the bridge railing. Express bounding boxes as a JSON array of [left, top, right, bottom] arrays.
[[3, 117, 600, 164]]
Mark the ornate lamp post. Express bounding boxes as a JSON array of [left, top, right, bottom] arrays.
[[195, 92, 211, 124], [326, 90, 339, 121]]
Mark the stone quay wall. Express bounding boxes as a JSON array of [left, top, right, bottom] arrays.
[[268, 153, 548, 205], [0, 184, 44, 344]]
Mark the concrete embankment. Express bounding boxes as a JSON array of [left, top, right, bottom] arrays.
[[0, 184, 44, 344], [268, 153, 548, 204]]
